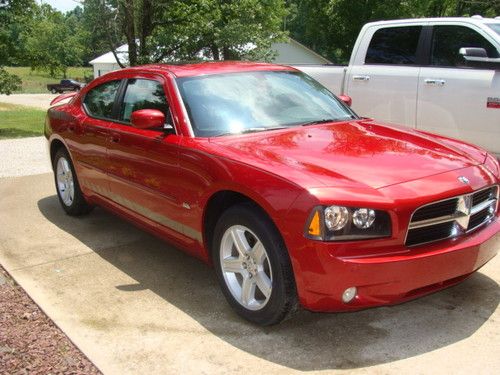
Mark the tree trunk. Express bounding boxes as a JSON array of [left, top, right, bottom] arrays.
[[211, 44, 220, 60], [138, 0, 154, 61], [222, 46, 233, 60], [122, 0, 137, 66]]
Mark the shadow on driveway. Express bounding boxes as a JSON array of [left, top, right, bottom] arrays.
[[38, 195, 499, 371]]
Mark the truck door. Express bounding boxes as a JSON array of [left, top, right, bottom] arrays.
[[416, 24, 500, 155], [346, 25, 423, 127]]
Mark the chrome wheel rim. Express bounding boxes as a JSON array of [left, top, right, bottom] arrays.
[[220, 225, 273, 311], [56, 156, 74, 206]]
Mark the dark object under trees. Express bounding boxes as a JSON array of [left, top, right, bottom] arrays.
[[47, 79, 84, 94]]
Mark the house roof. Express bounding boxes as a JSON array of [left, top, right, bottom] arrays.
[[89, 44, 129, 64], [89, 38, 331, 65]]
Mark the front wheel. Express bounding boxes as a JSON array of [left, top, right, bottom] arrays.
[[212, 204, 298, 325], [53, 148, 93, 216], [50, 88, 57, 94]]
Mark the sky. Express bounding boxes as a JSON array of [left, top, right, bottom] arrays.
[[38, 0, 79, 13]]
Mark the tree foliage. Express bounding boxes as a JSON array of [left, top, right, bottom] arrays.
[[81, 0, 288, 65], [0, 0, 37, 93], [24, 4, 86, 77], [0, 0, 499, 91], [0, 67, 22, 94]]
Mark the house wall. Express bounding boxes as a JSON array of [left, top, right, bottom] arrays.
[[92, 63, 122, 78], [272, 42, 330, 64]]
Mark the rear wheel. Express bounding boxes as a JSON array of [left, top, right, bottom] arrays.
[[53, 148, 93, 216], [212, 204, 298, 325], [50, 88, 57, 94]]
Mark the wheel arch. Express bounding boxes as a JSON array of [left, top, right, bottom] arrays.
[[49, 138, 67, 165], [202, 190, 283, 258]]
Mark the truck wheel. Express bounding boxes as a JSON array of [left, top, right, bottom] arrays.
[[50, 88, 57, 94], [53, 148, 93, 216], [212, 204, 298, 325]]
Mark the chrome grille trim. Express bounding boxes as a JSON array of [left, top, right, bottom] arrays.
[[405, 185, 498, 247]]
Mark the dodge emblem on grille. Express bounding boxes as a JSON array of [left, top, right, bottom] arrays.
[[458, 176, 470, 184]]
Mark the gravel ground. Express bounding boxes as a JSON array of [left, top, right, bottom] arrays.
[[0, 265, 101, 374], [0, 94, 57, 110], [0, 137, 51, 178]]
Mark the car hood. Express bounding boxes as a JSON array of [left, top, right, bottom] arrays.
[[209, 120, 485, 190]]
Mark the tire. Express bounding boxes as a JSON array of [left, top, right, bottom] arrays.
[[212, 203, 298, 325], [50, 88, 57, 94], [53, 148, 93, 216]]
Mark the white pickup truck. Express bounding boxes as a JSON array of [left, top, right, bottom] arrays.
[[296, 17, 500, 155]]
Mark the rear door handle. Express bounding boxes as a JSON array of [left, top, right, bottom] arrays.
[[424, 79, 446, 86], [353, 75, 370, 81]]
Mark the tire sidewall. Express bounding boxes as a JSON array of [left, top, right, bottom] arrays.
[[53, 148, 90, 215], [212, 204, 295, 325]]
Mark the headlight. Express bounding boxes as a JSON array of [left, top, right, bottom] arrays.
[[306, 205, 391, 241]]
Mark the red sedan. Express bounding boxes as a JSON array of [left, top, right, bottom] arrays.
[[45, 62, 500, 325]]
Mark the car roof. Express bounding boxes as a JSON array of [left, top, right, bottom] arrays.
[[119, 61, 297, 78]]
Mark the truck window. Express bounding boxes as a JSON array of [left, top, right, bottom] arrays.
[[430, 25, 499, 67], [365, 26, 422, 65]]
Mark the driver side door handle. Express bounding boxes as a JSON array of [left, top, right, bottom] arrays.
[[424, 79, 446, 86]]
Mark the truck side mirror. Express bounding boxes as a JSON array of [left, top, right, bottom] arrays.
[[459, 47, 487, 58], [459, 47, 500, 70]]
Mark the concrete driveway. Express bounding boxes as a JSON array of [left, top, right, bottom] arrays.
[[0, 93, 58, 109], [0, 166, 499, 373]]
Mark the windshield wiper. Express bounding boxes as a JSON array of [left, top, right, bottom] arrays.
[[215, 126, 287, 137], [300, 117, 353, 126]]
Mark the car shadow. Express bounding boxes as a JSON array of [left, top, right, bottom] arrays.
[[38, 195, 500, 370]]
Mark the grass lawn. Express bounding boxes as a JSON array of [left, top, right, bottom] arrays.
[[0, 102, 46, 139], [4, 67, 93, 94]]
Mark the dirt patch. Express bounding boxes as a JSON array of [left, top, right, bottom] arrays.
[[0, 265, 101, 374]]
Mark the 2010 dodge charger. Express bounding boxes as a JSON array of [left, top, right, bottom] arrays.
[[45, 62, 500, 325]]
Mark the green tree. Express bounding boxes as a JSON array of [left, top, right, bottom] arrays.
[[82, 0, 288, 65], [0, 0, 37, 94], [24, 4, 86, 77]]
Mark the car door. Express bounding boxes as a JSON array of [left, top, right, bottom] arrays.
[[417, 24, 500, 154], [345, 25, 424, 126], [73, 79, 122, 196], [105, 75, 195, 246]]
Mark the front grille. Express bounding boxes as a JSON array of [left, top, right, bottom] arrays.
[[406, 186, 498, 247], [411, 198, 458, 222]]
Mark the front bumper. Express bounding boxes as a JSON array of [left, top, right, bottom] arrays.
[[296, 217, 499, 312]]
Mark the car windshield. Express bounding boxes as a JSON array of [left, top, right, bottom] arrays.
[[486, 23, 500, 36], [176, 70, 357, 137]]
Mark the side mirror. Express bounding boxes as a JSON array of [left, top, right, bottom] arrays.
[[459, 47, 487, 58], [338, 95, 352, 107], [459, 47, 500, 70], [130, 109, 165, 129]]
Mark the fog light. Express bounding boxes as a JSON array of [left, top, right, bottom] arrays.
[[342, 287, 357, 303]]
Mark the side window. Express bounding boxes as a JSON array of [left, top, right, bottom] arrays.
[[365, 26, 422, 65], [430, 25, 499, 67], [120, 79, 171, 129], [83, 80, 121, 119]]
